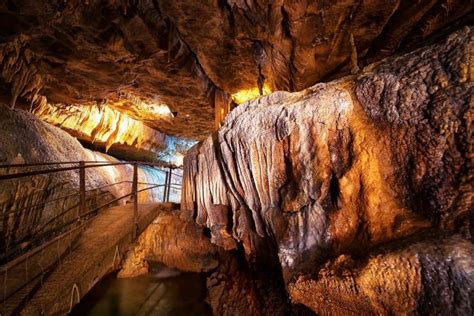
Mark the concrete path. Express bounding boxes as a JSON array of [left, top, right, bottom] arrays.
[[1, 203, 172, 316]]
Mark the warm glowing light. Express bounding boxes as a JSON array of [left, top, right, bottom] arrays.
[[147, 103, 173, 116], [231, 84, 272, 105], [35, 103, 166, 152], [111, 92, 174, 119], [86, 151, 122, 182], [174, 153, 184, 166]]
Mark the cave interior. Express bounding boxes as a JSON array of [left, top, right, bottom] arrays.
[[0, 1, 473, 315]]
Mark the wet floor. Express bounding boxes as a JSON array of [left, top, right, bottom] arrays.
[[70, 264, 211, 316]]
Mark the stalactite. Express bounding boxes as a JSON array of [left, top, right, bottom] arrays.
[[105, 113, 122, 152], [0, 38, 46, 109], [35, 102, 169, 154], [350, 33, 360, 74], [214, 89, 233, 130]]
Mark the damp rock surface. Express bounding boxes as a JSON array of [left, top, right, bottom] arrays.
[[119, 207, 219, 277], [0, 1, 471, 138], [181, 27, 474, 314]]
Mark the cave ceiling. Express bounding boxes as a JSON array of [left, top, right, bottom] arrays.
[[0, 0, 472, 139]]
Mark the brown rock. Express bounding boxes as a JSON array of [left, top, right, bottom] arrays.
[[289, 235, 474, 315], [119, 207, 219, 276], [181, 27, 473, 314], [0, 1, 471, 138]]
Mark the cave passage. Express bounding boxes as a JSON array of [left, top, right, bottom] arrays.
[[0, 1, 472, 315]]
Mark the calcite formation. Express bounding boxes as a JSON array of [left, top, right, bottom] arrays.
[[0, 1, 471, 138], [289, 235, 474, 315], [1, 1, 473, 314], [35, 102, 168, 153], [181, 27, 473, 314]]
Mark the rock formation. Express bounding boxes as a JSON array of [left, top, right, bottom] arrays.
[[35, 102, 168, 154], [0, 1, 473, 314], [0, 1, 471, 138], [119, 207, 219, 278], [181, 26, 473, 314]]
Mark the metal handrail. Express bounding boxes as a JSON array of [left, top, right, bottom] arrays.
[[87, 180, 131, 192], [0, 162, 127, 180], [1, 217, 90, 269], [0, 181, 130, 218], [0, 181, 168, 264], [0, 160, 182, 264], [80, 183, 165, 218], [0, 161, 88, 168], [0, 159, 184, 310], [0, 160, 178, 169], [0, 161, 181, 182]]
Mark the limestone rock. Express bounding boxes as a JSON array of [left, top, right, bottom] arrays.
[[119, 207, 219, 277], [0, 105, 171, 263], [289, 234, 474, 315], [181, 27, 473, 314], [0, 1, 471, 138]]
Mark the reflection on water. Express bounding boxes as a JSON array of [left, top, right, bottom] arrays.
[[71, 264, 211, 316]]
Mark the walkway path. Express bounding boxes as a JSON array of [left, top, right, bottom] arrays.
[[1, 203, 173, 315]]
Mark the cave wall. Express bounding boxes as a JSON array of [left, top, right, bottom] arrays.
[[118, 207, 219, 278], [34, 102, 168, 153], [181, 27, 473, 314]]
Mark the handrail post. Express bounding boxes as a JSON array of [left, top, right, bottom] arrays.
[[79, 161, 86, 221], [162, 170, 169, 202], [132, 163, 138, 239], [166, 167, 172, 202]]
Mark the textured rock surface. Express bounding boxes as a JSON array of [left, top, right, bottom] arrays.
[[181, 27, 473, 314], [0, 0, 471, 138], [119, 207, 293, 315], [205, 246, 292, 316], [35, 102, 168, 153], [289, 234, 474, 315], [119, 207, 219, 277]]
